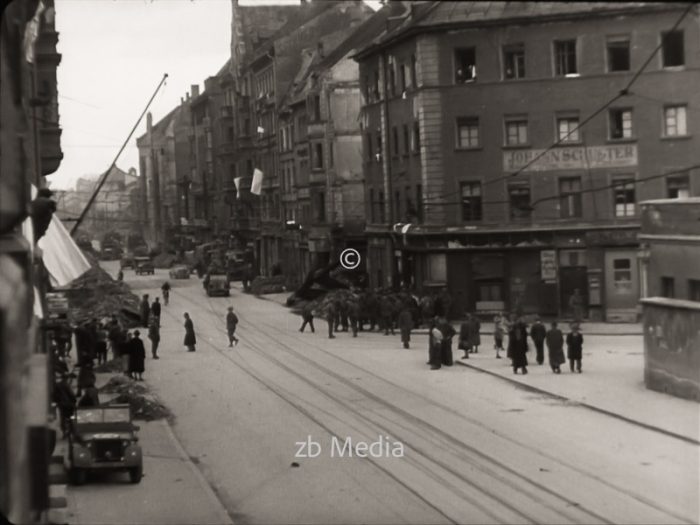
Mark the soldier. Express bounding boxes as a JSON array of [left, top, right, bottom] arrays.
[[324, 301, 338, 339], [151, 297, 161, 326], [379, 295, 395, 335], [530, 316, 547, 365], [148, 318, 160, 359], [398, 305, 413, 349], [468, 313, 481, 354], [299, 302, 316, 333], [226, 306, 239, 347], [567, 323, 584, 373], [347, 297, 360, 338]]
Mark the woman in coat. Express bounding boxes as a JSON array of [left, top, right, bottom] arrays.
[[458, 315, 472, 359], [428, 318, 443, 370], [183, 312, 197, 352], [545, 321, 565, 374], [398, 306, 413, 349], [566, 324, 584, 373], [468, 314, 481, 353], [439, 318, 456, 366], [508, 320, 529, 374], [128, 330, 146, 380]]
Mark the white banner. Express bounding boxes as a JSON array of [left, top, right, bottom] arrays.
[[251, 169, 263, 196], [234, 176, 243, 198], [503, 144, 637, 172]]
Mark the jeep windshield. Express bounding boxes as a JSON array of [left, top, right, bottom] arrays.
[[76, 407, 130, 424]]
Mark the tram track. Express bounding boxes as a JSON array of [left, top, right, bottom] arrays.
[[162, 286, 696, 524]]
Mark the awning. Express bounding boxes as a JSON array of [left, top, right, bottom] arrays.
[[38, 214, 91, 287]]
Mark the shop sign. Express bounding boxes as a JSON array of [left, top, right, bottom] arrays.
[[503, 144, 637, 172], [540, 250, 557, 281], [586, 229, 638, 246]]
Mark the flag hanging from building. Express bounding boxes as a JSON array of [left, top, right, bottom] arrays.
[[234, 176, 243, 198], [23, 0, 45, 64], [251, 169, 263, 196]]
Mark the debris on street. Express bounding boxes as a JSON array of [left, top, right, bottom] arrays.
[[99, 376, 172, 421]]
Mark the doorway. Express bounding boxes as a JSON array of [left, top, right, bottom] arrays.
[[559, 266, 588, 318]]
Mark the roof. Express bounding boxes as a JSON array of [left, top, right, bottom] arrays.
[[354, 1, 691, 59], [135, 106, 180, 144]]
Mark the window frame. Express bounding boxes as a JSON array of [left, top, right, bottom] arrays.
[[663, 105, 688, 137], [661, 30, 685, 68], [502, 43, 526, 80], [608, 108, 634, 140], [612, 175, 636, 217], [426, 253, 447, 283], [559, 176, 583, 218], [606, 35, 631, 73], [507, 182, 532, 220], [456, 117, 480, 149], [460, 181, 483, 222], [556, 114, 581, 143], [667, 174, 690, 198], [454, 47, 477, 84], [504, 117, 529, 146], [553, 39, 578, 77]]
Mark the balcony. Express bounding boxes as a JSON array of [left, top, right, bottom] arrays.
[[220, 105, 233, 119]]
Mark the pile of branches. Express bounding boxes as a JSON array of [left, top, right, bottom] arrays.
[[62, 251, 141, 327], [250, 275, 286, 295], [99, 376, 172, 421], [99, 375, 148, 395]]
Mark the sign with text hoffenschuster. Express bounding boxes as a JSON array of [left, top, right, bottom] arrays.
[[503, 144, 637, 172]]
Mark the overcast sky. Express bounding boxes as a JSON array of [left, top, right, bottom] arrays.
[[48, 0, 380, 190]]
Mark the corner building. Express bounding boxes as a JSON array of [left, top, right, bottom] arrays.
[[354, 1, 700, 322]]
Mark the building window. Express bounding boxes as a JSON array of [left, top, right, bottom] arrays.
[[505, 118, 528, 146], [410, 54, 417, 87], [689, 279, 700, 302], [613, 259, 633, 292], [457, 117, 479, 148], [503, 44, 525, 79], [387, 57, 396, 97], [662, 30, 684, 67], [310, 94, 321, 122], [508, 183, 531, 219], [559, 177, 582, 218], [365, 133, 373, 162], [613, 177, 636, 217], [312, 143, 323, 170], [478, 282, 503, 302], [554, 40, 578, 76], [376, 133, 382, 161], [369, 188, 375, 222], [663, 105, 687, 137], [315, 192, 325, 223], [609, 109, 633, 139], [329, 142, 334, 168], [416, 184, 423, 222], [399, 63, 407, 93], [667, 174, 690, 198], [402, 124, 410, 155], [378, 191, 386, 223], [460, 182, 482, 221], [454, 47, 477, 83], [661, 277, 675, 298], [412, 121, 420, 153], [557, 116, 580, 143], [426, 253, 447, 282], [392, 126, 399, 156], [607, 36, 630, 72]]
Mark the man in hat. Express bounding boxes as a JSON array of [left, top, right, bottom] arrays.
[[530, 316, 547, 365]]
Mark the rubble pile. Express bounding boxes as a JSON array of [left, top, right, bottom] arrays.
[[62, 251, 141, 327], [99, 376, 172, 421], [99, 375, 148, 395], [153, 252, 179, 269], [250, 275, 286, 295]]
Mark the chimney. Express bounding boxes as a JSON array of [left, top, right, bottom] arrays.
[[191, 84, 199, 98], [147, 112, 153, 131]]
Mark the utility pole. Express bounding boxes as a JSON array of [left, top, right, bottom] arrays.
[[71, 73, 168, 236]]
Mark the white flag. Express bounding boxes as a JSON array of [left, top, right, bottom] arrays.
[[251, 169, 263, 196], [24, 1, 45, 64], [234, 176, 243, 198]]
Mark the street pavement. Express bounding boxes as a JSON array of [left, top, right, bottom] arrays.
[[85, 262, 699, 525]]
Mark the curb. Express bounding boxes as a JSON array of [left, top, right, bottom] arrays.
[[455, 360, 699, 446], [159, 420, 234, 524]]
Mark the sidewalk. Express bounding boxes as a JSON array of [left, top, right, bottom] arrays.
[[255, 289, 698, 444], [60, 371, 232, 525]]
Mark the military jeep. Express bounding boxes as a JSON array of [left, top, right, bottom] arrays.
[[67, 405, 143, 485]]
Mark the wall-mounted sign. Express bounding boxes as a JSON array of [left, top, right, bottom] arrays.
[[540, 249, 557, 281], [504, 144, 637, 172]]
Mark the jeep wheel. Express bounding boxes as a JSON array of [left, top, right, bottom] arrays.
[[129, 465, 143, 484], [71, 468, 86, 486]]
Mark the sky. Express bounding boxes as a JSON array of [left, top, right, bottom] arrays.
[[48, 0, 382, 190]]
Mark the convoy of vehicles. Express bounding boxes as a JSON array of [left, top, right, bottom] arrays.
[[67, 405, 143, 485], [134, 257, 155, 275]]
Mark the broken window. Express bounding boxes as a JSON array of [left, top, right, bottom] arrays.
[[662, 30, 684, 67], [554, 40, 577, 76], [609, 109, 633, 139], [607, 37, 630, 72], [455, 48, 477, 83], [667, 174, 690, 198], [503, 44, 525, 79], [508, 183, 531, 219]]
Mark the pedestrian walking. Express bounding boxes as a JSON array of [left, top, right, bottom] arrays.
[[458, 315, 472, 359], [439, 317, 456, 367], [299, 302, 315, 333], [428, 318, 443, 370], [129, 330, 146, 380], [151, 297, 161, 326], [379, 296, 395, 335], [148, 319, 160, 359], [530, 316, 547, 365], [183, 313, 197, 352], [468, 313, 481, 353], [493, 312, 506, 359], [508, 320, 529, 375], [161, 281, 171, 306], [567, 324, 584, 373], [569, 289, 584, 323], [117, 269, 124, 281], [140, 294, 150, 328], [398, 306, 413, 349], [226, 306, 239, 347], [545, 321, 565, 374], [347, 297, 360, 338], [324, 301, 338, 339]]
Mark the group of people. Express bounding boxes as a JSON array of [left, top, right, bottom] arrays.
[[427, 311, 585, 375]]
